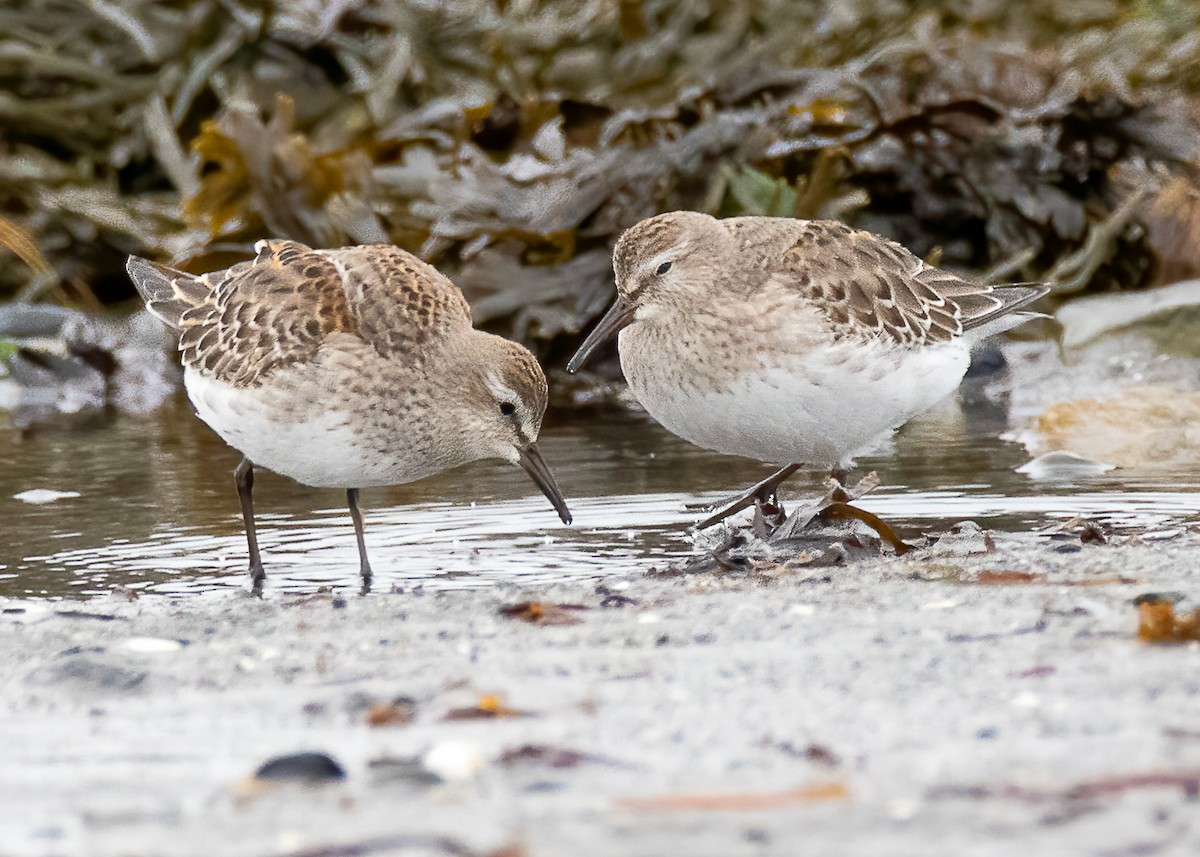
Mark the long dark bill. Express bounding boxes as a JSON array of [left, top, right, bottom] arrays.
[[565, 297, 634, 373], [518, 443, 573, 525]]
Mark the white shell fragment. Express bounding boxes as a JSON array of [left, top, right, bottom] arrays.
[[13, 489, 81, 505], [422, 741, 485, 784], [117, 637, 185, 653], [1016, 451, 1116, 481]]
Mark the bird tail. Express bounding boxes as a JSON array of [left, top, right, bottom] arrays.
[[126, 256, 211, 330]]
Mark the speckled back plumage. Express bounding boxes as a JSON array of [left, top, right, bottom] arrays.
[[614, 212, 1046, 349], [756, 218, 1041, 345], [127, 240, 472, 387], [325, 243, 472, 355]]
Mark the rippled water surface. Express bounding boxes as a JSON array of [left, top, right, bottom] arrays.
[[3, 394, 1199, 598]]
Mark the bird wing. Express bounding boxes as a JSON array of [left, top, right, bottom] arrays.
[[772, 221, 1046, 345], [318, 243, 473, 357], [129, 240, 359, 386], [128, 241, 473, 387]]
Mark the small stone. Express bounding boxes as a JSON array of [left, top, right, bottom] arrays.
[[927, 521, 992, 557], [26, 657, 147, 693], [254, 752, 345, 784]]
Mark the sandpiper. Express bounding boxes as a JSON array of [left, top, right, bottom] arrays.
[[567, 211, 1046, 542], [128, 239, 571, 591]]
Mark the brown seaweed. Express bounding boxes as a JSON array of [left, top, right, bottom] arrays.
[[2, 1, 1199, 353]]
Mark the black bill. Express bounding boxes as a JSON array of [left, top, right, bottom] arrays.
[[565, 297, 634, 373], [518, 443, 572, 525]]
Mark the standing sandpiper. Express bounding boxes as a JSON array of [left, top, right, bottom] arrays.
[[567, 211, 1046, 543], [128, 240, 571, 592]]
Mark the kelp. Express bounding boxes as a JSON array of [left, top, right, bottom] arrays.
[[2, 0, 1199, 352]]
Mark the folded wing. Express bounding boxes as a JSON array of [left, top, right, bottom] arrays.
[[777, 221, 1048, 345]]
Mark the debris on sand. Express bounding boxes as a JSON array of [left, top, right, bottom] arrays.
[[365, 695, 418, 727], [616, 782, 849, 812], [444, 694, 532, 721], [931, 771, 1200, 803], [497, 744, 624, 771], [499, 601, 588, 626], [1136, 594, 1200, 644], [250, 752, 346, 786]]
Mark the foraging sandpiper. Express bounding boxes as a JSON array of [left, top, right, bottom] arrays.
[[128, 240, 571, 591], [567, 211, 1046, 542]]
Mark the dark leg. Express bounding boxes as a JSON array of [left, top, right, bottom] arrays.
[[695, 463, 803, 530], [233, 457, 265, 588], [347, 488, 372, 592]]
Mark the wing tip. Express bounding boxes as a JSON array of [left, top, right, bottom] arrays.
[[126, 255, 170, 300], [960, 281, 1051, 337], [126, 255, 205, 330], [993, 281, 1051, 313]]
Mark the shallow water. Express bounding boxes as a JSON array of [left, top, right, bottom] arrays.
[[3, 393, 1199, 598]]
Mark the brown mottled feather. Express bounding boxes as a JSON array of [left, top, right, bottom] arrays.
[[324, 244, 472, 355], [126, 257, 211, 328], [611, 213, 1045, 350], [772, 221, 1045, 345], [128, 240, 473, 388]]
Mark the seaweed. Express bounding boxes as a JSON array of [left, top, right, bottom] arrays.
[[499, 600, 588, 625], [1136, 594, 1200, 643], [2, 1, 1199, 352]]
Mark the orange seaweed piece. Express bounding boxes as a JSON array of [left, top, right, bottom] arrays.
[[499, 601, 587, 625], [444, 694, 532, 720], [1137, 598, 1200, 643], [787, 99, 852, 125], [366, 696, 417, 727], [616, 783, 848, 812], [184, 120, 249, 233]]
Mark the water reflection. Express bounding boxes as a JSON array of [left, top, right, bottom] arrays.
[[3, 395, 1200, 598]]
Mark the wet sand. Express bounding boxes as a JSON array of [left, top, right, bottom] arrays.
[[3, 530, 1199, 856]]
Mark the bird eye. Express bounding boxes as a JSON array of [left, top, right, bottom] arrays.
[[656, 261, 672, 276], [499, 401, 517, 416]]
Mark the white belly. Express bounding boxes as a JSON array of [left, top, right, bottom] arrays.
[[623, 338, 970, 467], [184, 369, 399, 488]]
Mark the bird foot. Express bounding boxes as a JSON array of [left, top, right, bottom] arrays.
[[695, 464, 801, 530], [697, 468, 910, 555], [770, 470, 911, 554], [249, 563, 266, 598], [751, 496, 788, 539]]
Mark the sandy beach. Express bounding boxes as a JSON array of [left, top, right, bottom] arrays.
[[3, 527, 1199, 857]]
